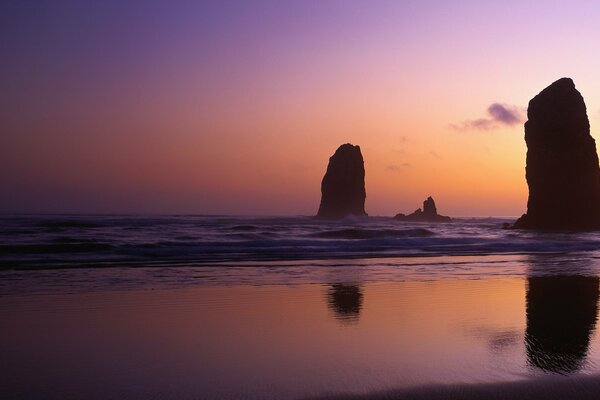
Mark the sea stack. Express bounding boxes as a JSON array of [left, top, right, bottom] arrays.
[[394, 196, 451, 222], [317, 143, 367, 219], [514, 78, 600, 230]]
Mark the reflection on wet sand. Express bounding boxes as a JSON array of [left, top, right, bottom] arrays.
[[525, 256, 600, 374], [8, 262, 600, 400], [326, 284, 363, 323]]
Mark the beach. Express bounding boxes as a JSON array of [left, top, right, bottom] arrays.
[[3, 216, 600, 399], [5, 1, 600, 398]]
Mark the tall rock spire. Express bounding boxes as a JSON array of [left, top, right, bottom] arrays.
[[317, 144, 367, 219], [515, 78, 600, 230]]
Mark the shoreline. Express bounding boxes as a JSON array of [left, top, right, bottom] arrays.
[[304, 375, 600, 400]]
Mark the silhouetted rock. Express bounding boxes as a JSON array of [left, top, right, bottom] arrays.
[[317, 144, 367, 219], [514, 78, 600, 230], [394, 196, 451, 222], [422, 196, 437, 215]]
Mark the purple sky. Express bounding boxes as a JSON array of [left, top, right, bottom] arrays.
[[3, 1, 600, 215]]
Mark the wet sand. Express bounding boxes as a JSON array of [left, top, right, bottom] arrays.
[[305, 375, 600, 400], [2, 257, 600, 399]]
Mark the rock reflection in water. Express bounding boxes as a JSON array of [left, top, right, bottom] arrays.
[[327, 284, 363, 324], [525, 257, 599, 374]]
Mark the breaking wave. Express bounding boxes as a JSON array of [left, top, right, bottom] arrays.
[[1, 215, 600, 268]]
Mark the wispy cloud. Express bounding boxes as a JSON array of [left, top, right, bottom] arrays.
[[387, 163, 411, 172], [451, 103, 524, 131]]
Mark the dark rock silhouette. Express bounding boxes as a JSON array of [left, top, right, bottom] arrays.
[[326, 284, 363, 324], [394, 196, 451, 222], [317, 144, 367, 219], [514, 78, 600, 230], [526, 275, 599, 373]]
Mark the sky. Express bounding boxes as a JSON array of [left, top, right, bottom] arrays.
[[2, 0, 600, 216]]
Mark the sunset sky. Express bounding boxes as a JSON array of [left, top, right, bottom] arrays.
[[3, 1, 600, 216]]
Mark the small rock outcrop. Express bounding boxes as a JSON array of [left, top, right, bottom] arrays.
[[514, 78, 600, 230], [394, 196, 451, 222], [317, 144, 367, 219]]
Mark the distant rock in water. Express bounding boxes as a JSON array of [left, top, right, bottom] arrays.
[[317, 144, 367, 219], [514, 78, 600, 230], [394, 196, 451, 222]]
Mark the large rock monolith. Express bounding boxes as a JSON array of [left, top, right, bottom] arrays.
[[317, 144, 367, 219], [394, 196, 451, 222], [514, 78, 600, 230]]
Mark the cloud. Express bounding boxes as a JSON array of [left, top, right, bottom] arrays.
[[387, 163, 411, 172], [429, 151, 442, 159], [488, 103, 521, 125], [452, 103, 524, 131]]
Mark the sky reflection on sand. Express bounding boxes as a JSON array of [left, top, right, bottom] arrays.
[[3, 255, 600, 399]]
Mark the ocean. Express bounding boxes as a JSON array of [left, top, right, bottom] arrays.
[[2, 214, 600, 269], [3, 215, 600, 399]]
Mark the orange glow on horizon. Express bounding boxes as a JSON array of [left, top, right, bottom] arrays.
[[3, 2, 600, 215]]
